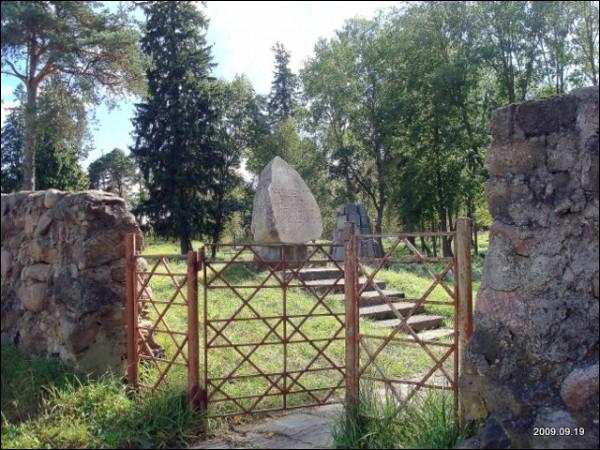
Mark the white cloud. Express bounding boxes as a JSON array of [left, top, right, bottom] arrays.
[[205, 1, 398, 94]]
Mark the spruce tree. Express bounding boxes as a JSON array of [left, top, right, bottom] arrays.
[[0, 109, 23, 193], [130, 1, 217, 253], [1, 79, 90, 192], [267, 42, 298, 123]]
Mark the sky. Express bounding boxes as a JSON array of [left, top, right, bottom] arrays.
[[1, 1, 399, 167]]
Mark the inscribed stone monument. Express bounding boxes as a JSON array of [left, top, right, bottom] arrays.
[[331, 203, 382, 260], [251, 156, 322, 265]]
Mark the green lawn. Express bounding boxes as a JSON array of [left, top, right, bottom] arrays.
[[1, 233, 487, 448], [140, 233, 484, 418]]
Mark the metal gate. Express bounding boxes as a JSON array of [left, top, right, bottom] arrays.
[[125, 219, 473, 418], [202, 243, 346, 417]]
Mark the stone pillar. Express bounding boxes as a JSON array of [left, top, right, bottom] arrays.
[[1, 189, 142, 375], [459, 87, 599, 449]]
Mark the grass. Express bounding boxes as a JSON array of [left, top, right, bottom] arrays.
[[331, 386, 463, 449], [140, 233, 486, 418], [1, 232, 487, 448], [1, 346, 202, 449]]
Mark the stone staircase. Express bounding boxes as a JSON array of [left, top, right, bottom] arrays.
[[292, 267, 453, 340]]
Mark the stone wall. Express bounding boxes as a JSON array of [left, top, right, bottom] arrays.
[[460, 87, 599, 448], [1, 190, 142, 374]]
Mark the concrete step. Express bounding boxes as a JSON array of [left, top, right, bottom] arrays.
[[359, 302, 424, 320], [331, 290, 405, 306], [293, 267, 344, 281], [370, 314, 446, 333], [301, 277, 386, 293], [412, 328, 454, 341]]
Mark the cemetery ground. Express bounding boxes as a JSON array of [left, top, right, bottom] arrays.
[[1, 233, 487, 449]]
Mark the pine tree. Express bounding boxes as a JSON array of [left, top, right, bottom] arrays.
[[267, 42, 298, 123], [130, 1, 217, 254], [1, 1, 143, 190]]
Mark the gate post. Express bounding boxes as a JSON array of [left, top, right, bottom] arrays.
[[455, 218, 473, 370], [125, 233, 138, 388], [187, 250, 201, 411], [344, 223, 360, 407]]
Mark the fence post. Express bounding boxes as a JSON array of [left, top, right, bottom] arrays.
[[344, 222, 360, 407], [455, 218, 473, 367], [455, 218, 473, 429], [187, 250, 200, 411], [125, 233, 138, 389]]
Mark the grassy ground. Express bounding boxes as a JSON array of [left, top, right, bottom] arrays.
[[1, 346, 201, 449], [141, 233, 485, 418], [1, 232, 487, 448], [331, 386, 463, 449]]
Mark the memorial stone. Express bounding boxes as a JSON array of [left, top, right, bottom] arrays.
[[251, 157, 322, 266]]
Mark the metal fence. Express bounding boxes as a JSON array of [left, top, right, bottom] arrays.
[[124, 219, 473, 417]]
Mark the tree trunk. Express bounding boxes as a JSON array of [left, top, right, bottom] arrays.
[[211, 192, 225, 259], [375, 201, 385, 258], [23, 81, 38, 190], [439, 207, 452, 257], [467, 200, 478, 256], [431, 218, 438, 257], [179, 235, 192, 254]]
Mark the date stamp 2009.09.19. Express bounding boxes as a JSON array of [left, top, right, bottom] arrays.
[[533, 427, 585, 437]]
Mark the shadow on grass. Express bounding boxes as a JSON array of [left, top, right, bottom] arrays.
[[1, 344, 77, 423], [1, 345, 203, 449]]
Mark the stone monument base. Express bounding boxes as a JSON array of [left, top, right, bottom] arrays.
[[253, 244, 308, 269]]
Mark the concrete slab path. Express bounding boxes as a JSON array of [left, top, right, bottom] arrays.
[[190, 404, 342, 449]]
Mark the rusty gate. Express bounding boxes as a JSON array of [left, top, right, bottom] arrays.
[[125, 219, 473, 417]]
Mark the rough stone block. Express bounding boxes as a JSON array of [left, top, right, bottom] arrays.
[[17, 282, 47, 312], [43, 189, 61, 209], [21, 263, 51, 282], [560, 364, 599, 411], [486, 139, 545, 177], [516, 94, 577, 137], [462, 87, 599, 449], [1, 247, 11, 278], [1, 189, 142, 375], [546, 132, 578, 172]]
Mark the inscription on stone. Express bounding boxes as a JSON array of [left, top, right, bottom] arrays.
[[251, 157, 322, 244]]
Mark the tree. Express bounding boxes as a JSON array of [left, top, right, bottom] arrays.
[[571, 1, 599, 86], [1, 77, 91, 192], [1, 108, 23, 193], [1, 1, 143, 189], [302, 17, 403, 248], [267, 42, 299, 123], [475, 1, 544, 103], [209, 76, 255, 256], [34, 76, 90, 191], [88, 148, 135, 197], [130, 1, 217, 254]]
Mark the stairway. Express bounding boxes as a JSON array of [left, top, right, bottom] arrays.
[[292, 267, 452, 340]]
